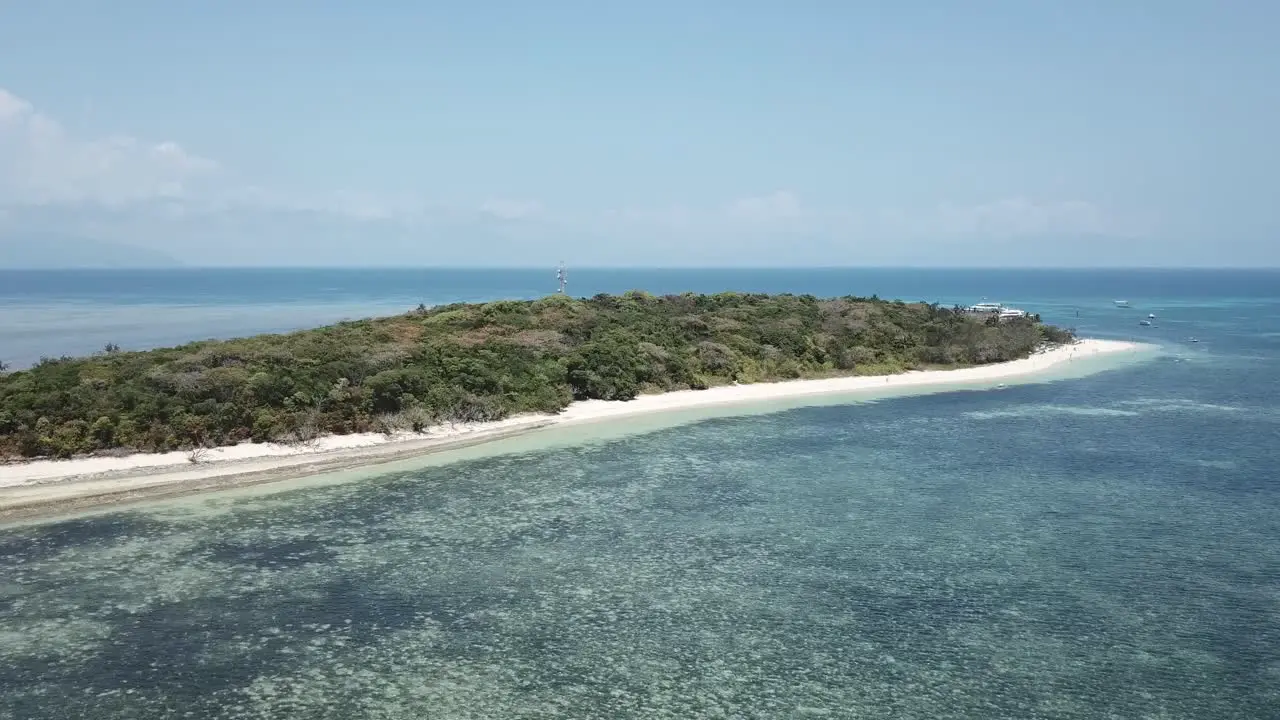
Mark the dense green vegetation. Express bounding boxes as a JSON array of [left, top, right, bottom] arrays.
[[0, 292, 1074, 459]]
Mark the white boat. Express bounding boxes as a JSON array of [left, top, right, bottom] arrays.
[[968, 302, 1002, 313], [1147, 313, 1156, 319]]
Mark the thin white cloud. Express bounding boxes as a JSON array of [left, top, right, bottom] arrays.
[[586, 192, 1146, 248], [0, 87, 218, 206], [602, 204, 696, 231], [923, 198, 1151, 238], [0, 84, 1157, 266], [0, 90, 33, 121], [725, 190, 803, 224], [479, 199, 543, 220], [600, 192, 808, 233]]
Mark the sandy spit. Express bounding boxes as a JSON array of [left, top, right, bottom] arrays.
[[0, 338, 1145, 520]]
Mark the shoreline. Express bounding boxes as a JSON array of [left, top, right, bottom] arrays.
[[0, 338, 1149, 521]]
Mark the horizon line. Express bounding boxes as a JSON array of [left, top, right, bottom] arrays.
[[2, 265, 1280, 272]]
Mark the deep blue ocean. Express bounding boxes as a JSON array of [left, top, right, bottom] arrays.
[[1, 268, 1278, 719]]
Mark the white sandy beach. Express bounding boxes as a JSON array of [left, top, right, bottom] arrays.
[[0, 338, 1146, 517]]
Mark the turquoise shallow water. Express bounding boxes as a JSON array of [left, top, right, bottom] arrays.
[[2, 270, 1279, 718]]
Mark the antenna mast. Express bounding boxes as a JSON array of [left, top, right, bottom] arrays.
[[556, 261, 567, 294]]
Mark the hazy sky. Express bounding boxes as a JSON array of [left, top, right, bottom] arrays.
[[1, 1, 1276, 267]]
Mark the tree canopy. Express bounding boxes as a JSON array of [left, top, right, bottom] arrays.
[[0, 292, 1074, 459]]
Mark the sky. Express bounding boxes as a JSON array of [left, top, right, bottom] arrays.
[[0, 1, 1277, 267]]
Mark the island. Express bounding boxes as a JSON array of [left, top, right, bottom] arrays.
[[2, 291, 1072, 459], [0, 291, 1146, 518]]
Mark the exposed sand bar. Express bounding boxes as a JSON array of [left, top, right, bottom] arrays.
[[0, 338, 1150, 521]]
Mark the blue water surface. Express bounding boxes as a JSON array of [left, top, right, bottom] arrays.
[[1, 268, 1278, 718]]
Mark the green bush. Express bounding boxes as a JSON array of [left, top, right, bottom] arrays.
[[0, 292, 1072, 458]]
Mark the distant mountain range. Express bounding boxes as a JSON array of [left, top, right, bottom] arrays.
[[0, 234, 182, 269]]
